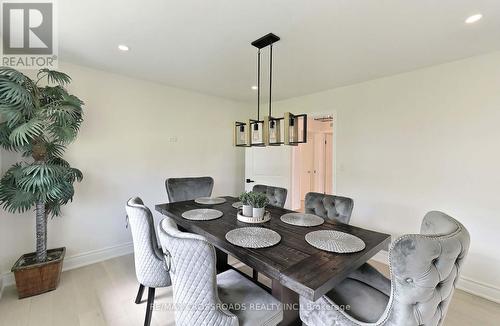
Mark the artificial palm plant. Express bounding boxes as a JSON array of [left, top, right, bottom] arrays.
[[0, 67, 84, 264]]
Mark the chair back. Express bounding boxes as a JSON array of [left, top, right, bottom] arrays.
[[384, 211, 470, 326], [157, 218, 238, 326], [252, 184, 287, 208], [165, 176, 214, 202], [304, 192, 354, 224], [126, 197, 171, 287]]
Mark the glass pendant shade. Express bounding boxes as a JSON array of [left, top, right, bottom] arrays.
[[239, 126, 246, 143], [233, 122, 248, 146], [252, 124, 260, 142], [263, 116, 282, 145], [269, 122, 277, 142], [248, 120, 264, 146], [284, 112, 307, 145]]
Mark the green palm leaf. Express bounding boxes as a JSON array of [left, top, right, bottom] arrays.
[[0, 163, 37, 213], [2, 188, 37, 213], [18, 164, 63, 193], [46, 180, 74, 202], [63, 93, 84, 106], [48, 124, 78, 143], [0, 103, 24, 128], [42, 103, 82, 125], [45, 142, 66, 158], [38, 68, 71, 85], [47, 157, 70, 167], [0, 122, 16, 150], [67, 167, 83, 183], [0, 67, 27, 83], [8, 119, 45, 146], [0, 78, 32, 106]]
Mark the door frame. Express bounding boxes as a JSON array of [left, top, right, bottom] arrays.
[[290, 111, 337, 210]]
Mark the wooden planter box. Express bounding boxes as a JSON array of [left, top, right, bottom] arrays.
[[11, 247, 66, 299]]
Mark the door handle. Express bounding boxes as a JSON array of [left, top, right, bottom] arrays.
[[246, 179, 255, 183]]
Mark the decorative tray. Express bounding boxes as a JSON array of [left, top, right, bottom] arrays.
[[236, 210, 271, 224]]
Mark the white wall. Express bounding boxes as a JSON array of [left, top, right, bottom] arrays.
[[0, 62, 250, 279], [273, 51, 500, 296]]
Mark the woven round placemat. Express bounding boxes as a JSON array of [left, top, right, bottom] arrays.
[[305, 230, 365, 253], [225, 227, 281, 249], [280, 213, 324, 227], [181, 209, 223, 221], [194, 197, 226, 205]]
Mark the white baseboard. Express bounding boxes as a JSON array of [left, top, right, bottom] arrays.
[[457, 277, 500, 304], [0, 242, 134, 291], [62, 242, 134, 272], [370, 250, 500, 304]]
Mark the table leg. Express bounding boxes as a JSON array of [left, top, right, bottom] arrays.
[[215, 248, 230, 273], [272, 279, 300, 326]]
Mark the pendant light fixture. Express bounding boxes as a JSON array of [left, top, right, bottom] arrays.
[[234, 33, 307, 147]]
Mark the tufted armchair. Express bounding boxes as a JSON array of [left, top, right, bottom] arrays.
[[304, 192, 354, 224], [126, 197, 172, 326], [299, 211, 470, 326], [165, 176, 214, 202], [157, 217, 283, 326], [252, 184, 288, 208]]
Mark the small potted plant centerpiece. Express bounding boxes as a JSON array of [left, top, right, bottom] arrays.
[[249, 192, 269, 219], [239, 191, 252, 216]]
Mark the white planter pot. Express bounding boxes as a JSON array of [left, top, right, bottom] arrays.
[[242, 205, 253, 217], [253, 207, 265, 219]]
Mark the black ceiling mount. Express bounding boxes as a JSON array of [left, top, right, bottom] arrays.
[[251, 33, 280, 49]]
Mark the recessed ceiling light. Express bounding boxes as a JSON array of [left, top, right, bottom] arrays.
[[251, 86, 258, 90], [118, 44, 129, 51], [465, 14, 483, 24]]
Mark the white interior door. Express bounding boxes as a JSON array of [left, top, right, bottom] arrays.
[[299, 132, 314, 199], [325, 133, 333, 194], [245, 146, 292, 207], [313, 133, 325, 193]]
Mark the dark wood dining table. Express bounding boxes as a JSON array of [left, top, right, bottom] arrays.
[[156, 196, 391, 326]]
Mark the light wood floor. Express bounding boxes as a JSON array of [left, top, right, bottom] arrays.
[[0, 254, 499, 326]]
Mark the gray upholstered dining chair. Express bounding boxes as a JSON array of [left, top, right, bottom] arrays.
[[157, 217, 283, 326], [299, 211, 470, 326], [252, 184, 288, 208], [165, 176, 214, 202], [126, 197, 172, 326], [304, 192, 354, 224]]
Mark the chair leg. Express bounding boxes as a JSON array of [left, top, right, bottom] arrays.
[[253, 269, 258, 281], [135, 284, 145, 304], [144, 287, 155, 326]]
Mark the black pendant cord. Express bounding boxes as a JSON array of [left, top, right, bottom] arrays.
[[269, 44, 273, 117], [257, 49, 261, 122]]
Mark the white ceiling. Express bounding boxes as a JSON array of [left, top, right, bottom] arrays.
[[60, 0, 500, 102]]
